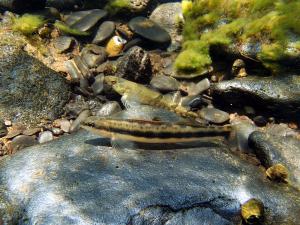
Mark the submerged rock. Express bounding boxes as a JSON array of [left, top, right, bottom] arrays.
[[211, 75, 300, 118], [64, 9, 108, 32], [150, 2, 182, 51], [249, 130, 300, 188], [129, 17, 171, 45], [0, 130, 299, 224], [0, 28, 70, 127], [115, 46, 152, 83]]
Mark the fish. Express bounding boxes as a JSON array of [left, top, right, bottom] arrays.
[[104, 76, 199, 118], [81, 116, 231, 144]]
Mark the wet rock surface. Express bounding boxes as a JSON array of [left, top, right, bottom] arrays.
[[249, 129, 300, 187], [0, 29, 71, 127], [211, 75, 300, 118], [0, 130, 300, 224]]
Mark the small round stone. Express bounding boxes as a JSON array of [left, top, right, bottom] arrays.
[[253, 116, 267, 127], [129, 17, 171, 44], [199, 107, 229, 124], [92, 21, 115, 45], [91, 74, 104, 95], [38, 131, 54, 144], [52, 127, 63, 136], [150, 74, 180, 92], [96, 101, 122, 117], [59, 119, 72, 133], [53, 36, 75, 53]]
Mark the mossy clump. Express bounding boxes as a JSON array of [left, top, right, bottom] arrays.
[[104, 0, 131, 15], [177, 0, 300, 74], [12, 14, 45, 35], [54, 21, 89, 36]]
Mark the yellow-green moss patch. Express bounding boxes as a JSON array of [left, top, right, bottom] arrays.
[[12, 14, 45, 35]]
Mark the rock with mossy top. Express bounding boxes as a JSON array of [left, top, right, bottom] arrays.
[[177, 0, 300, 75], [0, 24, 70, 127]]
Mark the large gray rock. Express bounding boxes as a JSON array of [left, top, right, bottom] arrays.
[[0, 28, 70, 127], [0, 130, 299, 224], [211, 75, 300, 118]]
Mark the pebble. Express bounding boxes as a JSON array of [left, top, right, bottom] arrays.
[[52, 127, 63, 136], [81, 45, 107, 68], [92, 21, 115, 45], [70, 109, 91, 133], [128, 17, 171, 44], [73, 56, 91, 78], [4, 120, 12, 126], [253, 116, 267, 127], [91, 74, 104, 95], [96, 101, 122, 117], [11, 135, 37, 153], [199, 107, 229, 124], [182, 78, 210, 96], [38, 131, 54, 144], [188, 97, 206, 110], [150, 74, 180, 92], [59, 119, 72, 133], [65, 59, 83, 82], [65, 9, 108, 32], [53, 36, 75, 53]]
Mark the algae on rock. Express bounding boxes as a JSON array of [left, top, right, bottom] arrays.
[[176, 0, 300, 75]]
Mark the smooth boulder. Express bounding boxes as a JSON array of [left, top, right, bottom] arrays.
[[0, 130, 299, 224]]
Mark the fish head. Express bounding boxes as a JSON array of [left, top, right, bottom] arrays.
[[104, 76, 127, 95]]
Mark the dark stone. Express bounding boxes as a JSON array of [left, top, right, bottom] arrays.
[[92, 21, 115, 45], [248, 130, 300, 187], [129, 17, 171, 44], [0, 29, 71, 127], [115, 46, 152, 83], [53, 36, 75, 53], [253, 116, 267, 127], [0, 130, 299, 224], [211, 75, 300, 119], [65, 9, 108, 32]]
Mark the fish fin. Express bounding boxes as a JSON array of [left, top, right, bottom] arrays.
[[111, 138, 137, 150], [121, 95, 141, 109]]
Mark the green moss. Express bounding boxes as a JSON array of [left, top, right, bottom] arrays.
[[104, 0, 131, 15], [175, 49, 212, 73], [12, 14, 45, 35], [54, 21, 89, 36], [178, 0, 300, 74]]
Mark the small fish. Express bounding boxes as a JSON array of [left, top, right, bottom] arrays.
[[81, 117, 231, 144], [106, 36, 126, 57], [104, 76, 198, 118]]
